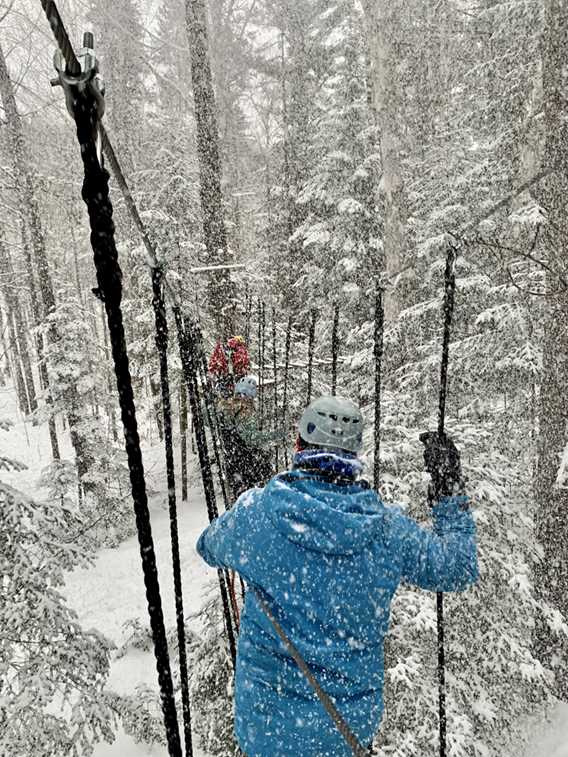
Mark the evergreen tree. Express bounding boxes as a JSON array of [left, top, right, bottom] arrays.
[[0, 480, 116, 754], [41, 293, 131, 546], [293, 5, 381, 325], [87, 0, 147, 178], [187, 587, 238, 755], [258, 0, 348, 313], [534, 0, 568, 699]]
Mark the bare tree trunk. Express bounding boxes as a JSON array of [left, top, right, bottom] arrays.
[[534, 0, 568, 699], [20, 216, 44, 382], [6, 309, 29, 415], [185, 0, 235, 338], [0, 231, 36, 414], [150, 375, 164, 442], [68, 211, 85, 307], [0, 42, 55, 322], [0, 40, 61, 459], [362, 0, 406, 319], [100, 303, 118, 442], [0, 309, 7, 387]]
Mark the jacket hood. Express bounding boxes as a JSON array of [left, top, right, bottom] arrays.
[[263, 470, 386, 556]]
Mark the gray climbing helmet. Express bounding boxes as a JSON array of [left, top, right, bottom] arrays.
[[234, 375, 258, 399], [298, 396, 364, 453]]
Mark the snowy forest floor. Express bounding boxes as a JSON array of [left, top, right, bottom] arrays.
[[1, 381, 568, 757], [66, 462, 210, 757]]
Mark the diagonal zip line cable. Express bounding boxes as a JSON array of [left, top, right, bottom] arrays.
[[41, 0, 239, 672], [38, 6, 197, 754], [38, 0, 81, 75], [99, 125, 181, 307], [39, 11, 184, 755], [64, 63, 184, 757]]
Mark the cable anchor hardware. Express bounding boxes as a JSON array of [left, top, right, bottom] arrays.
[[51, 32, 105, 159]]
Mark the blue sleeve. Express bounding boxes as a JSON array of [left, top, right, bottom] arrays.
[[392, 495, 478, 592], [196, 492, 258, 582]]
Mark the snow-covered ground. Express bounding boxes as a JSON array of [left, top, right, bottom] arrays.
[[522, 703, 568, 757], [2, 383, 568, 756], [1, 386, 210, 756], [65, 469, 211, 757]]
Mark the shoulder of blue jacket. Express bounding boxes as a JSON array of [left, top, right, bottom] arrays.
[[234, 486, 265, 509], [380, 502, 411, 538]]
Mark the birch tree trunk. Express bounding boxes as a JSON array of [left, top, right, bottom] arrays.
[[534, 0, 568, 698]]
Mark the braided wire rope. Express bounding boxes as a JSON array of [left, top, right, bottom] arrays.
[[152, 268, 193, 755], [69, 72, 183, 757]]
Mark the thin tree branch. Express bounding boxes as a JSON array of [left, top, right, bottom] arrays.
[[0, 0, 16, 25], [472, 230, 568, 291]]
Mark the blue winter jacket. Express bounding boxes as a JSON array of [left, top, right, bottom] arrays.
[[196, 470, 478, 757]]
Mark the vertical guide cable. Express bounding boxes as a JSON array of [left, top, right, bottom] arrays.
[[260, 301, 265, 428], [190, 323, 241, 626], [193, 324, 230, 509], [272, 306, 279, 470], [173, 309, 237, 665], [331, 304, 339, 396], [306, 309, 316, 406], [436, 243, 458, 757], [373, 286, 384, 493], [151, 268, 193, 756], [282, 315, 292, 466]]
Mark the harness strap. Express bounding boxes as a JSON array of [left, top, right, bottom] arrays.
[[252, 588, 369, 757]]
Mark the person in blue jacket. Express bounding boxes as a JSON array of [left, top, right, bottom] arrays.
[[197, 395, 478, 757]]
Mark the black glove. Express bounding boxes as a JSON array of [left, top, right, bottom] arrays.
[[419, 431, 465, 503]]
